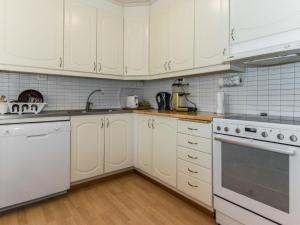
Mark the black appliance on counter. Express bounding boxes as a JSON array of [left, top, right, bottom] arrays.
[[156, 92, 171, 111]]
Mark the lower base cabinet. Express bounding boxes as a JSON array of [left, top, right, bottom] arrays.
[[71, 114, 133, 183]]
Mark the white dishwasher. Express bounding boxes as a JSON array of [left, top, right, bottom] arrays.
[[0, 121, 70, 210]]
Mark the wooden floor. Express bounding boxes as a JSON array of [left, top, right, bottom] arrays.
[[0, 173, 216, 225]]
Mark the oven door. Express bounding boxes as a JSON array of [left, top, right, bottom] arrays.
[[213, 133, 300, 225]]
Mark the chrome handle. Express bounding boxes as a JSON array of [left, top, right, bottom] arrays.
[[188, 127, 198, 131], [164, 62, 168, 71], [231, 28, 235, 41], [222, 48, 226, 56], [106, 118, 109, 128], [94, 62, 97, 72], [152, 119, 155, 129], [188, 155, 198, 160], [188, 168, 198, 174], [148, 119, 152, 128], [101, 119, 104, 128], [188, 182, 198, 188], [188, 141, 198, 145], [98, 63, 102, 72], [27, 134, 48, 138], [125, 66, 128, 74], [168, 61, 171, 70], [59, 57, 63, 68]]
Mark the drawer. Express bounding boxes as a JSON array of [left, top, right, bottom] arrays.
[[177, 159, 211, 184], [178, 120, 211, 138], [177, 172, 212, 207], [177, 146, 211, 169], [177, 133, 211, 154]]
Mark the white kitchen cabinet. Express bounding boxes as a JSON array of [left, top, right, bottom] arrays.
[[230, 0, 300, 58], [195, 0, 229, 67], [105, 114, 133, 172], [124, 6, 149, 76], [71, 116, 105, 182], [97, 3, 124, 76], [152, 116, 177, 187], [150, 0, 194, 75], [64, 0, 97, 73], [0, 0, 64, 70], [136, 115, 153, 174]]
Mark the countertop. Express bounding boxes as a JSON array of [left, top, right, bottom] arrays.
[[134, 110, 223, 122]]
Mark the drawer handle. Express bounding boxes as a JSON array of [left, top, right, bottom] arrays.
[[188, 168, 198, 174], [188, 127, 198, 131], [188, 155, 198, 160], [188, 141, 198, 145], [188, 182, 198, 188]]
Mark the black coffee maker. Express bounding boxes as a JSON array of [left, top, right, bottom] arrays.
[[156, 92, 171, 111]]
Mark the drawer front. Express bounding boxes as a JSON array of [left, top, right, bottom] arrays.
[[177, 133, 211, 153], [178, 120, 211, 138], [177, 159, 211, 184], [177, 146, 211, 169], [178, 172, 212, 207]]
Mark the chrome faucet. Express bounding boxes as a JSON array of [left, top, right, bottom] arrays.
[[85, 89, 104, 112]]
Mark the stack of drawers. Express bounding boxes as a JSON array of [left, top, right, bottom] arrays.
[[177, 120, 212, 207]]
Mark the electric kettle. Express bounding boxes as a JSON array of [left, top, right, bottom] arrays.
[[126, 96, 139, 109]]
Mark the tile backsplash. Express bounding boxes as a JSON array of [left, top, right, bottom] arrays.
[[1, 62, 300, 117], [0, 72, 142, 111]]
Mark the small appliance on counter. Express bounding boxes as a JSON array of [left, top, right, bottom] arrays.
[[126, 95, 139, 109], [216, 92, 225, 114], [171, 79, 197, 112], [156, 92, 171, 111], [0, 96, 8, 115]]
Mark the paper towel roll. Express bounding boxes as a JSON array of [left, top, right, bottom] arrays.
[[216, 92, 225, 114]]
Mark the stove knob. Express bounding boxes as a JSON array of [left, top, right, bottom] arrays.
[[216, 126, 221, 131], [261, 131, 268, 138], [235, 128, 241, 134], [224, 127, 229, 132], [290, 135, 298, 142], [277, 134, 285, 140]]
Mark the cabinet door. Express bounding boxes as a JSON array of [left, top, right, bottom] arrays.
[[153, 116, 177, 187], [71, 116, 105, 182], [168, 0, 195, 72], [97, 4, 123, 76], [0, 0, 63, 69], [149, 0, 169, 75], [195, 0, 228, 67], [136, 115, 153, 174], [124, 6, 149, 76], [230, 0, 300, 55], [105, 114, 133, 173], [64, 0, 97, 73]]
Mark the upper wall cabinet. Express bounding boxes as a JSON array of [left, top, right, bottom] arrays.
[[124, 6, 149, 76], [229, 0, 300, 59], [64, 0, 97, 73], [0, 0, 64, 70], [195, 0, 229, 67], [150, 0, 194, 75], [97, 2, 124, 76]]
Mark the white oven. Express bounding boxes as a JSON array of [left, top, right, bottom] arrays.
[[213, 118, 300, 225]]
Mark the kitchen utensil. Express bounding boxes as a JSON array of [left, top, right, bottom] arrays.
[[156, 92, 171, 111], [18, 89, 44, 103], [126, 96, 139, 109]]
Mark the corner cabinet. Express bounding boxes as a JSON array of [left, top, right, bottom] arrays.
[[150, 0, 194, 75], [195, 0, 229, 67], [104, 114, 133, 173], [71, 116, 105, 183], [124, 6, 149, 76], [64, 0, 97, 73], [0, 0, 64, 70]]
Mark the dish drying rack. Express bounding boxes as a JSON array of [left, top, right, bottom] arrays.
[[8, 103, 47, 115]]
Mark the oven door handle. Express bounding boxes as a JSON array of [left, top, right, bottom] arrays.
[[214, 135, 296, 156]]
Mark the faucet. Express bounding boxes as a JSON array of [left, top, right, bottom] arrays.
[[85, 89, 104, 112]]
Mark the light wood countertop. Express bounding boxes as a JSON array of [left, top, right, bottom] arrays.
[[134, 109, 224, 122]]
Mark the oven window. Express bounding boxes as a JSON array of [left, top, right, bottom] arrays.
[[222, 142, 289, 213]]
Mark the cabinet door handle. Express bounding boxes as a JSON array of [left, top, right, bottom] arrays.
[[187, 127, 198, 131], [222, 48, 226, 56], [152, 119, 155, 129], [188, 182, 198, 188], [106, 118, 109, 128], [99, 63, 102, 72], [164, 62, 168, 71], [59, 57, 63, 68], [188, 141, 198, 145], [101, 119, 104, 128], [125, 66, 128, 74], [168, 61, 171, 70], [188, 168, 198, 174], [94, 62, 97, 72], [148, 118, 152, 128], [231, 28, 235, 41], [188, 154, 198, 160]]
